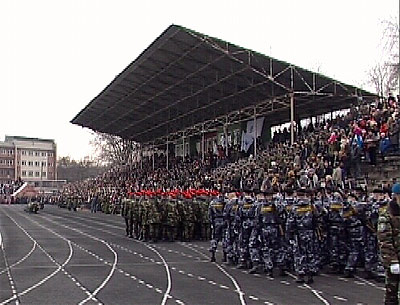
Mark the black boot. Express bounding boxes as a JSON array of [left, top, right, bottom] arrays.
[[236, 261, 247, 269], [278, 268, 287, 276], [222, 253, 227, 263], [248, 262, 261, 274], [296, 275, 305, 283], [210, 252, 216, 262]]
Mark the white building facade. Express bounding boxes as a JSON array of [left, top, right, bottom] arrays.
[[0, 136, 57, 184]]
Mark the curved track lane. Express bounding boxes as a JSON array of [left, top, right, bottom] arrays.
[[0, 205, 385, 305]]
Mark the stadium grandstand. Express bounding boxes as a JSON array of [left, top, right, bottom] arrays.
[[71, 24, 377, 163]]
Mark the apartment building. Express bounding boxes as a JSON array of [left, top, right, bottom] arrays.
[[0, 136, 57, 184]]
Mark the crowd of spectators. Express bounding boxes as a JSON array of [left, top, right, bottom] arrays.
[[63, 95, 400, 205], [0, 178, 25, 203]]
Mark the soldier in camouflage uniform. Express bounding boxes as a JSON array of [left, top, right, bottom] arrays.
[[377, 183, 400, 305], [326, 193, 347, 274], [223, 190, 240, 265], [198, 193, 211, 240], [121, 197, 133, 238], [236, 190, 257, 269], [364, 189, 386, 278], [163, 194, 179, 242], [209, 193, 226, 262], [147, 194, 162, 242], [140, 194, 151, 241], [182, 193, 196, 241], [286, 188, 317, 284], [249, 190, 284, 276], [342, 193, 365, 278]]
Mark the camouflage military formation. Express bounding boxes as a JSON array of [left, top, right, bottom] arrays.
[[120, 190, 214, 243], [208, 186, 392, 285]]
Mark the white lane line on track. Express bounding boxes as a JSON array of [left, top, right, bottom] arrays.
[[10, 210, 102, 304], [180, 243, 247, 305], [1, 240, 20, 304], [0, 211, 76, 305], [27, 215, 117, 305], [333, 296, 348, 302], [39, 214, 171, 304], [78, 242, 118, 305], [58, 212, 247, 305], [354, 275, 385, 291], [45, 213, 173, 305], [0, 241, 37, 276], [286, 272, 330, 305]]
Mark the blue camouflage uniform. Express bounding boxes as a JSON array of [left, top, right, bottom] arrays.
[[286, 195, 318, 284], [208, 196, 227, 262]]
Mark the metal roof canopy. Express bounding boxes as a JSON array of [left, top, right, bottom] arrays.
[[71, 24, 375, 146]]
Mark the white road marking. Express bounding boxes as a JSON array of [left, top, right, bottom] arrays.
[[249, 295, 259, 300], [354, 276, 385, 291], [180, 243, 247, 305], [287, 272, 330, 305], [333, 296, 348, 301], [0, 212, 78, 305]]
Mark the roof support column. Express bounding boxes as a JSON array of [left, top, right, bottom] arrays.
[[182, 134, 185, 162], [253, 106, 257, 159], [224, 116, 229, 159], [202, 125, 205, 163], [166, 136, 169, 171], [152, 142, 155, 171], [140, 144, 143, 170], [290, 93, 295, 146]]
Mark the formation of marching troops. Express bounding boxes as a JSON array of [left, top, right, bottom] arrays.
[[208, 186, 390, 284], [120, 190, 216, 243], [62, 186, 391, 285]]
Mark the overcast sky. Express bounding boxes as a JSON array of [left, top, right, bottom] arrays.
[[1, 0, 398, 160]]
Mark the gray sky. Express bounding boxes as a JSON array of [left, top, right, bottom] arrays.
[[1, 0, 398, 160]]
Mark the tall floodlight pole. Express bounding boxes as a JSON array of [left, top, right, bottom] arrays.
[[290, 93, 295, 146], [253, 106, 257, 159]]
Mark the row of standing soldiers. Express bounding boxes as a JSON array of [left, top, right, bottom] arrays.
[[121, 195, 211, 242], [209, 187, 389, 284]]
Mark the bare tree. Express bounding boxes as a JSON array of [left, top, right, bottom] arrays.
[[369, 15, 399, 96], [91, 132, 139, 166]]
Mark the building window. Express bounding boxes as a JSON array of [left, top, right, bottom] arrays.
[[42, 172, 47, 177], [22, 161, 26, 166], [35, 161, 40, 167], [22, 171, 26, 177], [28, 171, 33, 177], [28, 161, 33, 166], [35, 151, 39, 156], [8, 150, 13, 155], [41, 162, 46, 167], [48, 152, 53, 157], [22, 150, 26, 155], [28, 151, 33, 156], [41, 152, 46, 157], [48, 162, 53, 167], [35, 171, 40, 177]]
